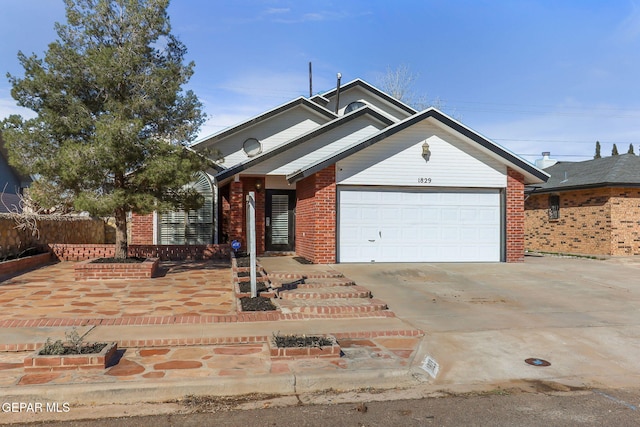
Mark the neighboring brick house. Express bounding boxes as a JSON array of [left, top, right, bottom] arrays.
[[525, 153, 640, 256], [132, 78, 549, 263]]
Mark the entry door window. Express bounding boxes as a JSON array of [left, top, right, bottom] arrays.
[[266, 190, 295, 251], [271, 195, 290, 244]]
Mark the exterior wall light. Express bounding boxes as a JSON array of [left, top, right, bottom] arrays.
[[422, 142, 430, 157], [255, 180, 263, 192]]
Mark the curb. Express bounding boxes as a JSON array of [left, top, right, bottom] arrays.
[[0, 368, 421, 406]]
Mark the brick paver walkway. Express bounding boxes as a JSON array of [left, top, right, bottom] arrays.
[[0, 261, 235, 322], [0, 257, 423, 399]]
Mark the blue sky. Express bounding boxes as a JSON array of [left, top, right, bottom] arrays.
[[2, 1, 640, 163]]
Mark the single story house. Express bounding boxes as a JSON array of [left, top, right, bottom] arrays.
[[132, 78, 549, 263], [525, 153, 640, 256]]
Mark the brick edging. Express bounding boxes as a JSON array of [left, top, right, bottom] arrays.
[[0, 310, 397, 331], [1, 328, 424, 352]]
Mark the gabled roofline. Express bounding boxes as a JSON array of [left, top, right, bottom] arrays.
[[320, 78, 417, 115], [286, 108, 550, 184], [191, 97, 337, 149], [215, 106, 394, 182], [309, 94, 330, 107], [527, 182, 640, 194]]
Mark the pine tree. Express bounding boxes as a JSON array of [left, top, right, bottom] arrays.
[[594, 141, 601, 159], [612, 144, 619, 156], [628, 144, 635, 155], [1, 0, 212, 258]]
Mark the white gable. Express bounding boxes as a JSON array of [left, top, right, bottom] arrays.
[[242, 115, 386, 176], [336, 120, 507, 188], [324, 85, 413, 122], [205, 105, 330, 168]]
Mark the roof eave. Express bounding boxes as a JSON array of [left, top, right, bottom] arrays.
[[215, 106, 394, 182], [191, 97, 337, 150], [287, 108, 550, 185], [321, 78, 417, 115]]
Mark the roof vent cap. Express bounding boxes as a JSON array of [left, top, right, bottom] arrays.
[[535, 151, 558, 169]]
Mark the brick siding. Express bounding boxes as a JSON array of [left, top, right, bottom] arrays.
[[49, 243, 230, 261], [74, 258, 159, 280], [130, 213, 153, 244], [295, 165, 336, 264], [506, 168, 526, 262], [610, 188, 640, 255], [525, 187, 640, 256], [225, 177, 265, 255], [228, 179, 244, 249]]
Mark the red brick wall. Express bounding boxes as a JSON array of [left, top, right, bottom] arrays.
[[525, 187, 640, 256], [525, 188, 611, 255], [225, 177, 266, 255], [506, 168, 525, 262], [49, 243, 230, 261], [229, 179, 244, 248], [314, 166, 337, 263], [0, 253, 52, 277], [610, 188, 640, 255], [243, 177, 266, 255], [295, 165, 336, 264], [130, 213, 154, 244], [296, 173, 316, 262]]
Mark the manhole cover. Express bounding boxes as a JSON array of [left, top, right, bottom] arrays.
[[525, 358, 551, 367]]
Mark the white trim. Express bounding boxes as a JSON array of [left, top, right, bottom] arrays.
[[152, 211, 158, 245]]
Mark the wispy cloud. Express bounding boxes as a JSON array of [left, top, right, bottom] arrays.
[[265, 7, 290, 15], [217, 71, 316, 99], [264, 8, 357, 24], [612, 1, 640, 42]]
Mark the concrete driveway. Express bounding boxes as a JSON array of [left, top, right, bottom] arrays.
[[334, 256, 640, 391]]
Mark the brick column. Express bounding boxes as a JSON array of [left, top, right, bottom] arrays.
[[506, 168, 525, 262], [314, 165, 336, 264], [295, 174, 316, 262], [295, 165, 336, 264], [130, 213, 154, 244], [241, 177, 266, 255], [229, 178, 244, 249]]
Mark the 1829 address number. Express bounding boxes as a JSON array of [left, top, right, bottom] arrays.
[[418, 177, 432, 184]]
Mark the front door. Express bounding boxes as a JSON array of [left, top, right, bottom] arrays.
[[265, 190, 296, 251]]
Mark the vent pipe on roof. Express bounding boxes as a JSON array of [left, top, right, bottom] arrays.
[[309, 62, 313, 97], [535, 151, 558, 169], [334, 73, 342, 114]]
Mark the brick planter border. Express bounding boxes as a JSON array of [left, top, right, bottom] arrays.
[[74, 258, 159, 280], [268, 334, 341, 360], [0, 252, 52, 277], [24, 342, 118, 372]]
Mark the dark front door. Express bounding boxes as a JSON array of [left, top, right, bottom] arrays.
[[265, 190, 296, 251]]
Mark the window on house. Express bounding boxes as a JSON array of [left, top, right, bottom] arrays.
[[548, 195, 560, 220], [158, 172, 214, 244]]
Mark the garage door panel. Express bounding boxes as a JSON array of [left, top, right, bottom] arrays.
[[338, 187, 501, 263], [420, 208, 440, 222], [441, 208, 460, 223], [380, 207, 399, 221]]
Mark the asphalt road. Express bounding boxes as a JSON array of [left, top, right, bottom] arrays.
[[13, 388, 639, 427]]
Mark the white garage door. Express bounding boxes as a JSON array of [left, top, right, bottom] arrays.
[[338, 187, 502, 263]]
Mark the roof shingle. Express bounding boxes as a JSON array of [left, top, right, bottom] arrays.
[[532, 154, 640, 191]]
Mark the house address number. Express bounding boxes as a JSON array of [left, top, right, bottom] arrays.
[[418, 177, 432, 184]]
